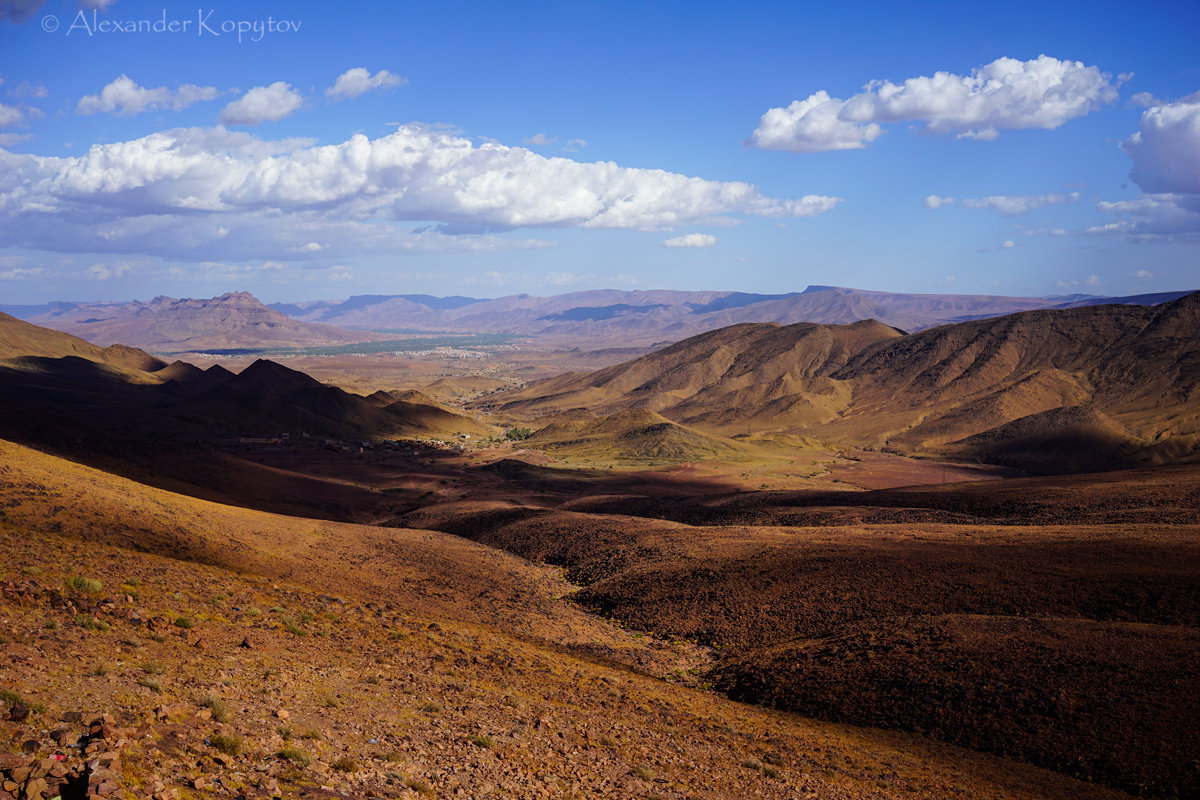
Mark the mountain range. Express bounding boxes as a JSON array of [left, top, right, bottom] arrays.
[[481, 292, 1200, 473], [3, 286, 1192, 350]]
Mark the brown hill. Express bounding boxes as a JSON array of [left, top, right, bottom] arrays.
[[482, 295, 1200, 473], [525, 408, 750, 464], [0, 438, 1132, 800], [0, 311, 165, 372], [24, 291, 384, 352]]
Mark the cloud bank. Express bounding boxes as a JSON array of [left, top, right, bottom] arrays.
[[751, 55, 1121, 152], [0, 124, 839, 261]]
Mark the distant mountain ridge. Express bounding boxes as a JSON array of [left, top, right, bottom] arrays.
[[6, 292, 386, 352], [267, 285, 1193, 340]]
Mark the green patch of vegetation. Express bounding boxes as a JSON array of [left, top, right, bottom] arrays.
[[44, 618, 59, 630], [419, 701, 441, 713], [599, 734, 617, 747], [505, 427, 533, 441], [67, 577, 103, 594], [174, 616, 193, 629], [633, 764, 657, 781], [139, 676, 163, 693], [299, 729, 322, 741], [142, 660, 166, 675], [75, 613, 97, 630], [245, 606, 263, 617], [200, 693, 230, 723], [84, 663, 110, 677], [148, 633, 167, 643], [208, 732, 242, 756], [275, 748, 311, 767], [404, 776, 433, 795]]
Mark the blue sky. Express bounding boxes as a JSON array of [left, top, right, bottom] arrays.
[[1, 0, 1197, 303]]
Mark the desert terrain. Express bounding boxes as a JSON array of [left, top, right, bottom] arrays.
[[1, 293, 1197, 799]]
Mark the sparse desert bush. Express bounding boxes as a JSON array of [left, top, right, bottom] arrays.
[[139, 676, 163, 693], [505, 427, 533, 441], [420, 701, 441, 713], [321, 696, 338, 708], [599, 734, 617, 747], [277, 726, 293, 740], [470, 734, 495, 749], [142, 660, 166, 675], [300, 728, 322, 740], [200, 693, 230, 722], [208, 732, 242, 756], [67, 577, 102, 594], [245, 606, 263, 617], [331, 756, 357, 772], [121, 637, 141, 648], [276, 748, 311, 767], [148, 633, 167, 643], [84, 663, 110, 677], [741, 757, 763, 771], [633, 764, 656, 781], [174, 616, 193, 629], [44, 618, 59, 630], [404, 776, 432, 795]]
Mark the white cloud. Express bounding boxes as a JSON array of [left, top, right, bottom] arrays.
[[563, 138, 587, 152], [80, 0, 116, 8], [0, 132, 31, 146], [0, 125, 835, 263], [0, 102, 23, 127], [1086, 274, 1102, 286], [0, 265, 43, 280], [751, 55, 1120, 153], [924, 194, 955, 210], [523, 133, 555, 146], [8, 81, 47, 99], [1121, 92, 1200, 195], [84, 260, 140, 280], [1089, 194, 1200, 240], [663, 233, 717, 248], [1129, 91, 1163, 108], [961, 191, 1080, 217], [326, 68, 407, 100], [1133, 268, 1154, 280], [294, 241, 325, 253], [219, 82, 303, 125], [1000, 240, 1016, 248], [77, 75, 217, 117]]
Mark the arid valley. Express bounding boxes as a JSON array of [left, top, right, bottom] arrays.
[[0, 286, 1197, 800]]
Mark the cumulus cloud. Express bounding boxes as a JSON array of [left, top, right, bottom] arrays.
[[84, 260, 139, 280], [1121, 92, 1200, 195], [563, 138, 587, 152], [1089, 194, 1200, 240], [1001, 240, 1016, 248], [663, 233, 717, 248], [0, 125, 836, 262], [0, 102, 23, 127], [924, 194, 955, 210], [1129, 91, 1162, 108], [77, 75, 218, 116], [219, 82, 303, 125], [326, 68, 407, 100], [1133, 268, 1154, 279], [961, 191, 1080, 217], [523, 133, 555, 146], [751, 55, 1121, 152]]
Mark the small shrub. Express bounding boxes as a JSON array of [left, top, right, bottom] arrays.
[[364, 674, 380, 685], [599, 734, 617, 747], [763, 765, 781, 779], [741, 757, 763, 771], [75, 614, 97, 630], [121, 637, 141, 648], [299, 728, 322, 740], [331, 756, 357, 773], [44, 619, 59, 631], [321, 696, 338, 708], [470, 734, 495, 749], [200, 693, 229, 722], [419, 701, 441, 713], [67, 577, 103, 594], [208, 732, 242, 756], [85, 664, 110, 677], [633, 764, 656, 781], [505, 427, 532, 441], [142, 660, 166, 675], [124, 577, 142, 586], [139, 676, 163, 693], [277, 726, 293, 740], [404, 777, 432, 795], [174, 616, 193, 629], [388, 630, 407, 641], [245, 607, 263, 617], [282, 619, 306, 637], [276, 748, 311, 767], [148, 633, 167, 643]]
